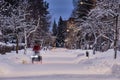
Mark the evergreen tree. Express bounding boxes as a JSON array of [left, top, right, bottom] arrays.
[[56, 16, 67, 47], [52, 20, 57, 36], [28, 0, 49, 19], [72, 0, 96, 19]]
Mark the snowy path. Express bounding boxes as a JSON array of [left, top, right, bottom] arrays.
[[0, 48, 120, 80]]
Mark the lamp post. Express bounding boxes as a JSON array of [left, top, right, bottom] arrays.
[[114, 10, 119, 59]]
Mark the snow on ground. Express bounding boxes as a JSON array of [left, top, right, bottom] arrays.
[[0, 48, 120, 79]]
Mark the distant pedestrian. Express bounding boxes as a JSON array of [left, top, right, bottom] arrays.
[[86, 51, 89, 58]]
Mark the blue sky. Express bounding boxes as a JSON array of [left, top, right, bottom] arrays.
[[45, 0, 74, 22]]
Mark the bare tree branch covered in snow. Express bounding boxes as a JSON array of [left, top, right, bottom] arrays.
[[0, 0, 51, 54], [69, 0, 120, 52]]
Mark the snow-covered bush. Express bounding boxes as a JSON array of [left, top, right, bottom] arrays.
[[0, 42, 24, 55]]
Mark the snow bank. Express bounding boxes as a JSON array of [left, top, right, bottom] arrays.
[[112, 64, 120, 78]]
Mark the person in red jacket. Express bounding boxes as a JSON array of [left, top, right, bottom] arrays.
[[32, 41, 42, 64], [33, 41, 41, 55]]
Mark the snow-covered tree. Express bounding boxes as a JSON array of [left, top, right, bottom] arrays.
[[69, 0, 119, 52], [2, 1, 37, 54], [0, 0, 51, 53], [77, 0, 119, 53], [27, 0, 51, 46]]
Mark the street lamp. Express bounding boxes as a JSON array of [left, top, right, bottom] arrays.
[[80, 1, 96, 7], [66, 29, 70, 32], [80, 2, 84, 5]]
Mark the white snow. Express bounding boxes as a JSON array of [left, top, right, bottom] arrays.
[[0, 48, 120, 80]]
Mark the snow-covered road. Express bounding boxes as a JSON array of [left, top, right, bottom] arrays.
[[0, 48, 120, 80]]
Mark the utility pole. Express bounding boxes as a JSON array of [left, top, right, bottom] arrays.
[[114, 14, 119, 59]]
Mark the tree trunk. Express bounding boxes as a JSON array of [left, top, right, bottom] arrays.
[[24, 29, 27, 54], [16, 34, 19, 54]]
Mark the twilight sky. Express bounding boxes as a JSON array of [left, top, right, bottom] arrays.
[[45, 0, 74, 22]]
